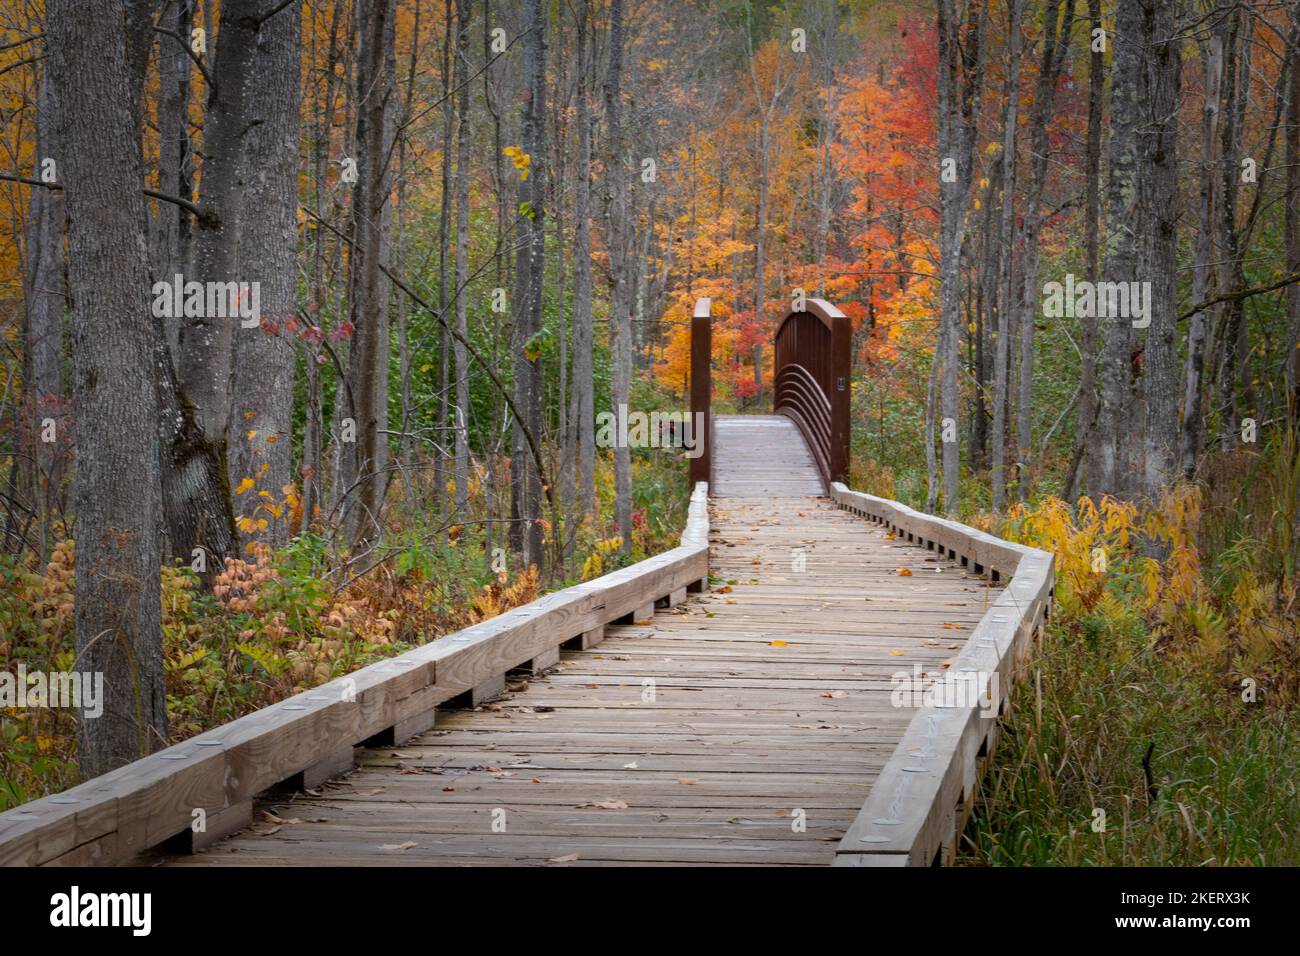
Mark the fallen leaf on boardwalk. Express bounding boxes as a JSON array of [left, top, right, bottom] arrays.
[[769, 639, 788, 647], [942, 622, 963, 629], [820, 690, 848, 699], [897, 567, 913, 576], [623, 761, 639, 769], [586, 683, 600, 689], [716, 585, 733, 593], [380, 841, 418, 851], [947, 643, 960, 650], [531, 777, 543, 783], [546, 853, 580, 863], [442, 786, 456, 792], [578, 799, 629, 809], [940, 658, 955, 669], [889, 649, 905, 657], [677, 778, 698, 785], [724, 598, 737, 604]]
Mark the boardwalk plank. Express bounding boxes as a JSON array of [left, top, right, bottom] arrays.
[[160, 415, 999, 867]]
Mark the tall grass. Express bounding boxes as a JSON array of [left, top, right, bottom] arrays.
[[959, 432, 1300, 866]]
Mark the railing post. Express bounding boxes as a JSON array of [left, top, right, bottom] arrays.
[[829, 309, 851, 484], [690, 297, 712, 486]]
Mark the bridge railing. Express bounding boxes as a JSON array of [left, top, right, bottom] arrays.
[[689, 297, 712, 486], [828, 484, 1055, 867], [772, 298, 851, 487], [0, 484, 711, 867]]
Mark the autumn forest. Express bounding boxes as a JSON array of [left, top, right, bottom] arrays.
[[1, 0, 1299, 870]]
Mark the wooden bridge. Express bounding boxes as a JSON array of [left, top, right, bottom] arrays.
[[0, 299, 1053, 868]]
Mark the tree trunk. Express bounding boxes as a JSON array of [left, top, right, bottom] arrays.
[[179, 0, 259, 445], [453, 0, 474, 516], [153, 0, 195, 365], [1141, 0, 1181, 498], [991, 0, 1022, 511], [229, 0, 303, 548], [1079, 0, 1103, 498], [23, 61, 66, 555], [604, 0, 633, 553], [436, 0, 455, 516], [511, 0, 547, 568], [1014, 0, 1067, 501], [1179, 35, 1222, 477], [48, 0, 166, 778], [1288, 5, 1300, 413], [573, 0, 596, 516], [1097, 0, 1144, 497], [937, 0, 986, 514], [345, 0, 397, 547]]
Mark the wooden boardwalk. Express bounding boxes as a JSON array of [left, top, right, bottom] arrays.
[[159, 415, 998, 867]]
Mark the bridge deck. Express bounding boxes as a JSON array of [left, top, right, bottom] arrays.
[[163, 416, 997, 866]]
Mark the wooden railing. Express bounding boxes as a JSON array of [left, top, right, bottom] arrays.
[[828, 484, 1054, 866], [0, 484, 711, 866], [772, 298, 851, 487], [689, 297, 712, 486]]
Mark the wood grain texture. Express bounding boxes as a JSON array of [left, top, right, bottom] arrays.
[[162, 419, 1003, 867]]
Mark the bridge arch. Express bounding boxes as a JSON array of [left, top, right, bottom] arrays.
[[688, 295, 852, 491], [772, 297, 851, 487]]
